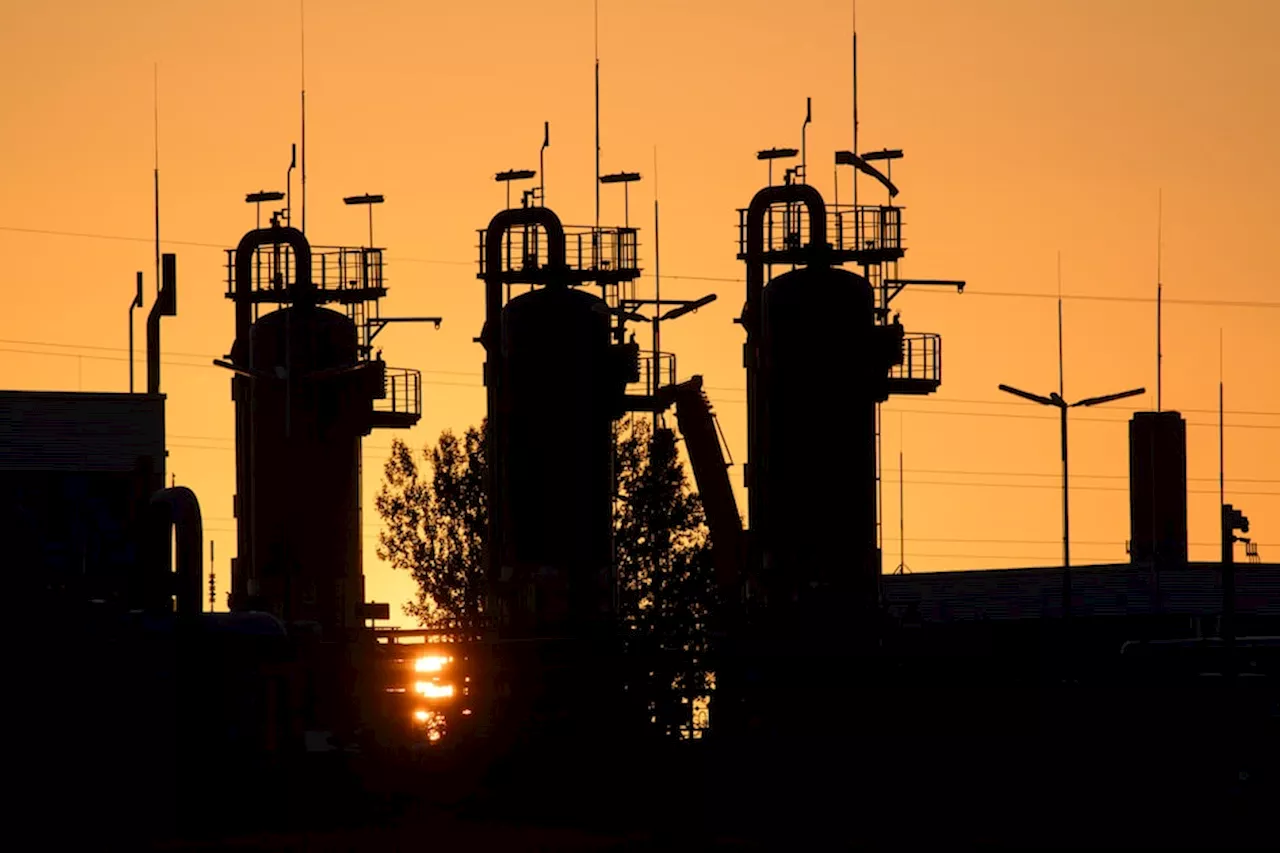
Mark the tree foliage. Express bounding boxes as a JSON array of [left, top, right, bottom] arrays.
[[614, 417, 716, 739], [376, 417, 714, 737], [375, 423, 487, 630]]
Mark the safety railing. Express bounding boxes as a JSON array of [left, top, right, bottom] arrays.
[[375, 367, 422, 419], [225, 245, 388, 302], [477, 224, 641, 284], [629, 351, 677, 398], [888, 332, 942, 386], [736, 202, 906, 262]]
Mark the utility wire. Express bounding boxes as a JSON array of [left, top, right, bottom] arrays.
[[4, 224, 1280, 311]]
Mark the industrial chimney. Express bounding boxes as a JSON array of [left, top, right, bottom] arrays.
[[1129, 410, 1188, 566]]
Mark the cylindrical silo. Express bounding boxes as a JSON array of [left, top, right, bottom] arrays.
[[756, 264, 880, 625], [234, 304, 364, 637], [498, 283, 617, 635]]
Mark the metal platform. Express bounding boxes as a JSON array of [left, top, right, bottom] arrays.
[[887, 332, 942, 395], [736, 202, 905, 268], [477, 224, 641, 287], [371, 366, 422, 429]]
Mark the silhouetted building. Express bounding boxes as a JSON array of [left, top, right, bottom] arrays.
[[0, 390, 165, 608], [882, 561, 1280, 644]]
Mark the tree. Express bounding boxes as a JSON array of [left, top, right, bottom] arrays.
[[614, 417, 716, 740], [375, 417, 714, 737], [375, 423, 487, 631]]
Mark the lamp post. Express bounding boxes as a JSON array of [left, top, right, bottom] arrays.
[[494, 169, 536, 211], [997, 383, 1146, 626], [756, 147, 798, 189], [245, 191, 285, 230], [343, 193, 385, 248], [600, 171, 641, 228]]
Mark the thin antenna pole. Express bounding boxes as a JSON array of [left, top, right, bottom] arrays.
[[653, 146, 661, 428], [801, 97, 811, 183], [1057, 251, 1064, 398], [596, 0, 601, 239], [898, 413, 905, 574], [300, 0, 307, 235], [1219, 329, 1224, 513], [852, 1, 858, 211], [1157, 189, 1163, 412], [154, 63, 160, 297]]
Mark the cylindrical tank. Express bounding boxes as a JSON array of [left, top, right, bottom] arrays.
[[498, 284, 616, 634], [235, 305, 364, 636], [756, 265, 879, 625]]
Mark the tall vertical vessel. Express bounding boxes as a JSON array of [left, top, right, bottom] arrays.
[[477, 199, 640, 751], [223, 216, 423, 639], [730, 145, 961, 738]]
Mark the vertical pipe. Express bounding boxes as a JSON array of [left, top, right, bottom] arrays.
[[129, 271, 142, 393], [154, 63, 160, 307]]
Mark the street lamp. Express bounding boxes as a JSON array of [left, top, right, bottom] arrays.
[[997, 383, 1146, 625], [494, 169, 536, 211], [246, 190, 285, 230], [343, 193, 385, 248], [756, 147, 798, 188], [616, 294, 717, 401], [600, 171, 641, 228]]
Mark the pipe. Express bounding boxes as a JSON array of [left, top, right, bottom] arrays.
[[146, 253, 177, 395], [150, 486, 204, 617], [481, 206, 567, 352], [742, 184, 828, 331], [232, 225, 313, 354]]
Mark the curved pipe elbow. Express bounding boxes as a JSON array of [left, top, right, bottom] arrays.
[[481, 207, 569, 349], [483, 206, 568, 277], [232, 226, 313, 351], [150, 486, 204, 618], [743, 184, 829, 323]]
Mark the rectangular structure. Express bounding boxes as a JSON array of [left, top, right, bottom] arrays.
[[1128, 411, 1188, 565], [0, 391, 165, 606]]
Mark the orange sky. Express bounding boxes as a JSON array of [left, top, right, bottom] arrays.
[[2, 0, 1277, 623]]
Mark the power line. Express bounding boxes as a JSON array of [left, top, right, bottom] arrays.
[[880, 476, 1280, 498], [5, 223, 1280, 311]]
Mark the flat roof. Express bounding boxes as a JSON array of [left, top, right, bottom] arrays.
[[882, 561, 1280, 621]]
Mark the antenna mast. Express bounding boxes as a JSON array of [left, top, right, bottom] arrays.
[[653, 145, 661, 427], [1057, 251, 1064, 398], [852, 1, 858, 209], [594, 1, 601, 240], [300, 0, 307, 234], [1156, 190, 1163, 411], [1219, 330, 1224, 513]]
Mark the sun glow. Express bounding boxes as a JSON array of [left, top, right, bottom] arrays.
[[414, 654, 451, 673], [415, 681, 455, 699]]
